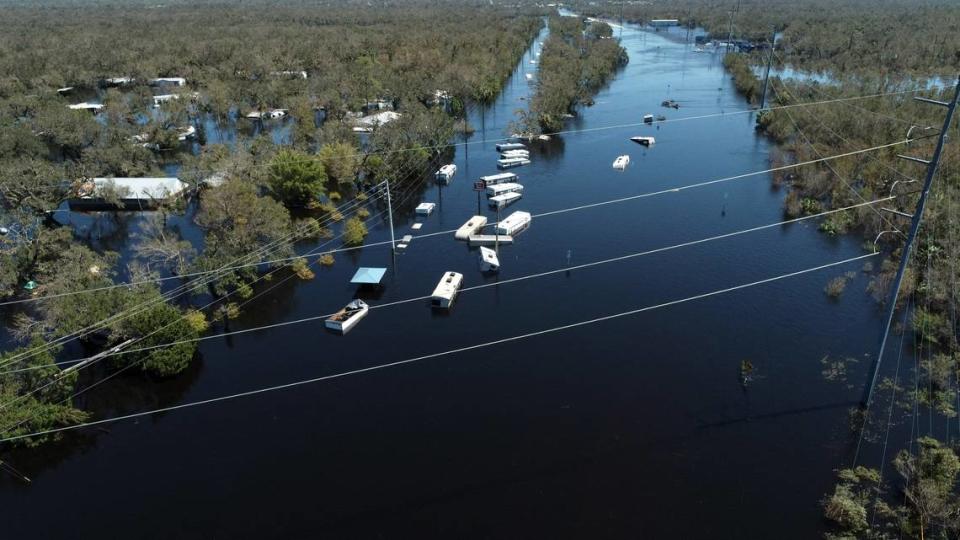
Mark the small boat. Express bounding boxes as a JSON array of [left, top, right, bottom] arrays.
[[643, 114, 654, 124], [479, 246, 500, 272], [431, 272, 463, 309], [177, 125, 197, 141], [479, 172, 518, 185], [497, 157, 530, 169], [661, 99, 680, 109], [455, 215, 488, 240], [324, 299, 369, 334], [486, 182, 523, 197], [415, 202, 436, 215], [489, 191, 522, 208], [495, 142, 526, 152], [435, 164, 457, 184], [496, 211, 532, 235], [630, 136, 656, 146], [612, 155, 630, 169]]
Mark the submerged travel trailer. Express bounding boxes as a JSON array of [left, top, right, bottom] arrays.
[[70, 177, 190, 210], [352, 111, 401, 133], [415, 202, 436, 215], [479, 172, 518, 185], [486, 182, 523, 197], [324, 299, 369, 334], [630, 136, 656, 146], [495, 142, 526, 152], [468, 235, 513, 246], [245, 108, 288, 120], [495, 211, 531, 235], [67, 102, 104, 112], [479, 246, 500, 272], [103, 76, 134, 87], [431, 272, 464, 309], [613, 155, 630, 169], [497, 157, 531, 169], [500, 149, 530, 158], [435, 164, 457, 184], [455, 215, 488, 240], [150, 77, 187, 87], [489, 191, 522, 209]]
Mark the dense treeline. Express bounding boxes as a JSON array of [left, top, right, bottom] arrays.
[[0, 1, 543, 447], [573, 0, 960, 79], [522, 16, 627, 133]]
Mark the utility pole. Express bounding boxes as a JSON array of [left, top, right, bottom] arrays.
[[760, 27, 777, 109], [384, 179, 395, 251], [725, 0, 739, 52], [862, 75, 960, 408]]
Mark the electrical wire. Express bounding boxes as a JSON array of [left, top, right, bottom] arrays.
[[0, 252, 878, 445], [2, 194, 901, 374]]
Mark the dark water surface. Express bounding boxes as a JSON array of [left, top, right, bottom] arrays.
[[2, 17, 906, 539]]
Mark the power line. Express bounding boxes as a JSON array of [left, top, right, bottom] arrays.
[[6, 195, 900, 373], [0, 252, 877, 445], [0, 149, 443, 419], [0, 136, 921, 308]]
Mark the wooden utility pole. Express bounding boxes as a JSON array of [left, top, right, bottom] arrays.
[[863, 75, 960, 408]]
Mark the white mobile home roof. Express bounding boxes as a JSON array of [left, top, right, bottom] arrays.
[[87, 177, 189, 200]]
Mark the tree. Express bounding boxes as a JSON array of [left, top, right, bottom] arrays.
[[318, 141, 360, 185], [894, 437, 960, 539], [117, 300, 199, 377], [193, 178, 295, 296], [342, 216, 368, 246], [0, 338, 88, 447], [267, 149, 327, 207]]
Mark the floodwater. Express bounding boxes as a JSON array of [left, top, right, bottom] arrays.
[[0, 14, 932, 539]]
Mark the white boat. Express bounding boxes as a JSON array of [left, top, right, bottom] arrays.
[[435, 164, 457, 184], [529, 60, 536, 64], [526, 73, 533, 81], [495, 142, 526, 152], [177, 125, 197, 141], [643, 114, 654, 124], [324, 299, 369, 334], [486, 182, 523, 197], [455, 215, 488, 240], [431, 272, 463, 309], [468, 235, 513, 246], [415, 202, 436, 215], [496, 211, 531, 235], [497, 157, 530, 169], [500, 149, 530, 158], [479, 172, 518, 185], [489, 191, 522, 209], [612, 155, 630, 169], [630, 136, 656, 146], [479, 246, 500, 272]]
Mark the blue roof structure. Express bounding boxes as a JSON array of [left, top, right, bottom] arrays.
[[350, 267, 387, 285]]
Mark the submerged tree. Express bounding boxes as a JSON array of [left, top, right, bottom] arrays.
[[268, 149, 327, 207]]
